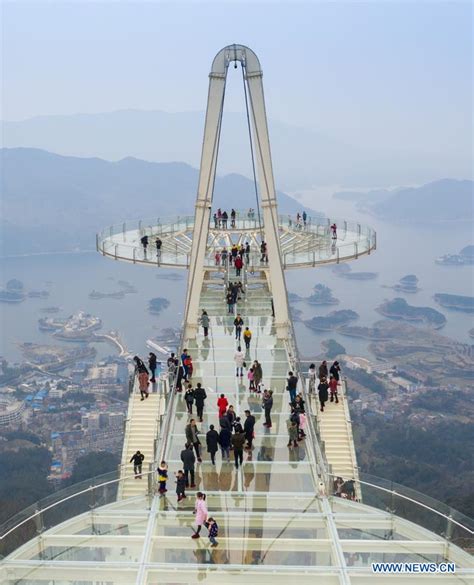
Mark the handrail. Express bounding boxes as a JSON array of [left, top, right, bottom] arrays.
[[97, 212, 376, 236], [2, 464, 472, 553], [328, 472, 474, 536], [0, 468, 157, 544], [97, 220, 376, 270], [154, 323, 186, 478], [280, 271, 331, 491]]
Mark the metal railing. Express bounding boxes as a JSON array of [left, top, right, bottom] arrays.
[[96, 214, 376, 270], [2, 463, 472, 562], [0, 467, 155, 559], [328, 472, 474, 553]]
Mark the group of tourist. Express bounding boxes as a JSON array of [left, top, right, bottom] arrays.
[[225, 282, 245, 314], [286, 212, 338, 240], [215, 242, 250, 268], [212, 208, 258, 228], [165, 350, 195, 392], [333, 476, 356, 500], [158, 463, 219, 545], [140, 235, 162, 258], [308, 360, 341, 412], [133, 353, 158, 400], [288, 211, 309, 229], [213, 208, 235, 229], [130, 274, 344, 547]]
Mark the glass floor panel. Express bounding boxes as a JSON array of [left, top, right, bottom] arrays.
[[173, 391, 296, 417], [145, 570, 342, 585], [167, 440, 310, 463], [162, 492, 323, 513], [151, 542, 332, 565], [191, 362, 290, 378], [168, 411, 302, 435]]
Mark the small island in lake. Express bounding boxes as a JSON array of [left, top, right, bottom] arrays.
[[288, 292, 303, 302], [38, 311, 102, 340], [433, 293, 474, 313], [89, 290, 125, 300], [156, 272, 185, 281], [306, 284, 339, 305], [148, 297, 171, 314], [435, 245, 474, 266], [304, 309, 359, 331], [290, 306, 303, 322], [40, 306, 60, 314], [321, 339, 346, 359], [333, 265, 378, 280], [27, 290, 50, 298], [389, 274, 420, 293], [117, 280, 138, 293], [0, 279, 26, 303], [376, 298, 446, 329]]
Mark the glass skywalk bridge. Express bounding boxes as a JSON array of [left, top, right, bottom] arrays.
[[1, 268, 473, 584], [2, 42, 473, 585]]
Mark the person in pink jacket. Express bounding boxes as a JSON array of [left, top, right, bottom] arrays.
[[192, 492, 208, 538]]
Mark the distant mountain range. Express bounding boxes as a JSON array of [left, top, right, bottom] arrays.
[[334, 179, 473, 222], [3, 109, 470, 190], [0, 147, 313, 255]]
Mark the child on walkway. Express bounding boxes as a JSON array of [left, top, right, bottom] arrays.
[[184, 384, 194, 414], [247, 368, 255, 391], [287, 420, 299, 448], [176, 470, 186, 502], [192, 492, 208, 539], [206, 517, 219, 547], [298, 412, 307, 439], [329, 375, 339, 403], [157, 461, 168, 495]]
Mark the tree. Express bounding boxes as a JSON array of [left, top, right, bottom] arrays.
[[67, 451, 121, 485]]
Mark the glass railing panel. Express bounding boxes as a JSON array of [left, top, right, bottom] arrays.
[[337, 526, 411, 541], [350, 577, 465, 585], [145, 569, 341, 585], [26, 543, 144, 563], [149, 538, 332, 565], [342, 549, 447, 566], [1, 566, 139, 585], [154, 512, 327, 538], [0, 503, 38, 559]]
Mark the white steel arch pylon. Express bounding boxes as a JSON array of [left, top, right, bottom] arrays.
[[183, 44, 290, 340]]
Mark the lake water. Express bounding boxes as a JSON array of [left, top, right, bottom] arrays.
[[0, 197, 473, 364]]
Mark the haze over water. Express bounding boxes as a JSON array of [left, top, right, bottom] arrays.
[[1, 195, 472, 365]]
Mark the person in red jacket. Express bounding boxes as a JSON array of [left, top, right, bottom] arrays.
[[184, 355, 193, 381], [234, 255, 243, 277], [329, 375, 339, 403], [217, 394, 228, 417]]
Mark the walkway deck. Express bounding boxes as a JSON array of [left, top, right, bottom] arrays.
[[314, 381, 359, 485], [119, 392, 164, 499]]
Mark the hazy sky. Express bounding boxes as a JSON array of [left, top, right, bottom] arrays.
[[2, 1, 472, 156]]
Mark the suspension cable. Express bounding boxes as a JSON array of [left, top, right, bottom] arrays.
[[241, 61, 264, 240]]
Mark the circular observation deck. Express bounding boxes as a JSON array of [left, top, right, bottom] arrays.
[[96, 213, 376, 270]]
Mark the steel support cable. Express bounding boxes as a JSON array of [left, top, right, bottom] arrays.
[[241, 62, 264, 240], [183, 72, 228, 330]]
